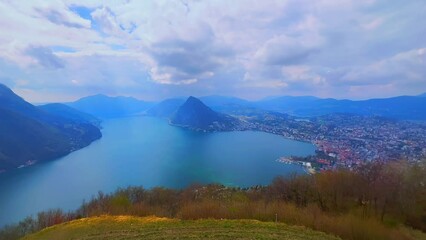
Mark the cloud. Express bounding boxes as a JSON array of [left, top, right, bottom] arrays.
[[254, 34, 322, 66], [0, 0, 425, 101], [37, 8, 91, 28], [25, 46, 65, 69], [146, 32, 233, 85], [341, 48, 426, 86], [90, 6, 122, 35]]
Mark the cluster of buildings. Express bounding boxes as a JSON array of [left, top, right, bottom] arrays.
[[309, 115, 426, 169], [237, 112, 426, 171]]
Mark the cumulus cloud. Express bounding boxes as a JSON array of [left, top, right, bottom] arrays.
[[254, 34, 323, 66], [25, 46, 65, 69], [146, 28, 234, 85], [37, 8, 91, 28], [341, 48, 426, 86], [90, 6, 122, 35], [0, 0, 425, 101]]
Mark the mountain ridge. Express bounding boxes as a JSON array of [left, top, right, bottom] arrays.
[[68, 94, 155, 119], [170, 96, 240, 131], [39, 103, 101, 127], [255, 95, 426, 120], [11, 86, 426, 121], [145, 98, 186, 118], [0, 83, 102, 171]]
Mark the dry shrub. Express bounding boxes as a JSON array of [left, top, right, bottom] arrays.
[[179, 200, 225, 219], [177, 200, 414, 240]]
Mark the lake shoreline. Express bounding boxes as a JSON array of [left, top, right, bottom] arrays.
[[0, 116, 315, 227]]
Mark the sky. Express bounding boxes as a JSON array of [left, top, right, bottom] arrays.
[[0, 0, 425, 102]]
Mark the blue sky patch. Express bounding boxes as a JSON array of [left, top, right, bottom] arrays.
[[110, 44, 126, 51], [51, 46, 76, 53], [69, 5, 94, 21]]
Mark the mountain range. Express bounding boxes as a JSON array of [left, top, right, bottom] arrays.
[[198, 95, 253, 113], [67, 94, 154, 119], [61, 91, 426, 121], [255, 95, 426, 120], [0, 84, 101, 171], [143, 94, 426, 121]]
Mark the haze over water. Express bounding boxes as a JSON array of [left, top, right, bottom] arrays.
[[0, 116, 315, 226]]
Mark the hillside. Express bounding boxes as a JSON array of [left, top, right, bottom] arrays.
[[23, 215, 340, 240], [4, 163, 426, 240], [170, 96, 239, 131], [39, 103, 101, 127], [0, 83, 101, 171], [68, 94, 154, 119]]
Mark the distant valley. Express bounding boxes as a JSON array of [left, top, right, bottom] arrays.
[[1, 82, 426, 172], [61, 90, 426, 171]]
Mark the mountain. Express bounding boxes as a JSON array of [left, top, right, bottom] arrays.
[[170, 96, 239, 131], [418, 93, 426, 97], [39, 103, 101, 127], [255, 96, 319, 115], [199, 95, 253, 113], [68, 94, 155, 119], [0, 83, 101, 171], [255, 95, 426, 120], [0, 83, 50, 122], [145, 98, 186, 118]]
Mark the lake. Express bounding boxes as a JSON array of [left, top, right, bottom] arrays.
[[0, 116, 315, 226]]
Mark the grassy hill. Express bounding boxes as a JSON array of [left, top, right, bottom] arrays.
[[5, 163, 426, 239], [23, 215, 340, 240]]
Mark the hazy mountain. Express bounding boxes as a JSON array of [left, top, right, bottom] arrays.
[[255, 95, 426, 120], [39, 103, 101, 127], [145, 98, 186, 118], [0, 83, 101, 171], [255, 96, 319, 115], [418, 93, 426, 97], [146, 95, 256, 116], [170, 96, 239, 131], [199, 95, 253, 113], [68, 94, 155, 119], [66, 93, 426, 121]]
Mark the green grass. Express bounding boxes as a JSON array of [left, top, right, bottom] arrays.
[[23, 215, 341, 240]]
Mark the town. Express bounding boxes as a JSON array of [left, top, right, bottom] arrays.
[[231, 111, 426, 171]]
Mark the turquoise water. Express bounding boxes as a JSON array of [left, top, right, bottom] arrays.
[[0, 116, 315, 226]]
